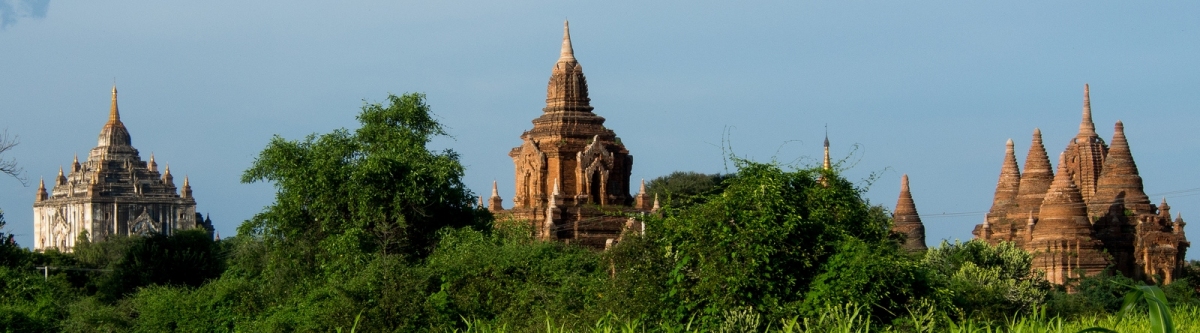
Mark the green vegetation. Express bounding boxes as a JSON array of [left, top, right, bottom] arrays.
[[1, 93, 1199, 332]]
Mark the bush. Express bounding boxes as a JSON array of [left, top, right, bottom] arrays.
[[922, 240, 1051, 321], [801, 238, 941, 323]]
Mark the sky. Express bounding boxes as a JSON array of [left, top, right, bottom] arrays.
[[1, 1, 1199, 258]]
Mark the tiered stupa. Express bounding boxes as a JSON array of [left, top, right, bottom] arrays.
[[32, 87, 212, 252], [1028, 154, 1110, 284], [892, 174, 927, 251], [974, 85, 1189, 284], [496, 22, 647, 249]]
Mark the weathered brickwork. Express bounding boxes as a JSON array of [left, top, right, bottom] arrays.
[[974, 85, 1189, 284], [490, 22, 652, 250]]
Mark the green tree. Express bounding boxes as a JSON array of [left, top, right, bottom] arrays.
[[645, 171, 728, 209], [652, 160, 891, 325], [239, 93, 487, 276]]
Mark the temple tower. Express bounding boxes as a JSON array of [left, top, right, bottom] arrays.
[[1091, 121, 1152, 216], [32, 87, 210, 252], [1063, 84, 1108, 203], [978, 139, 1024, 245], [1013, 128, 1054, 218], [892, 174, 927, 251], [974, 86, 1188, 284], [509, 21, 633, 210], [1030, 154, 1110, 284], [505, 22, 639, 248]]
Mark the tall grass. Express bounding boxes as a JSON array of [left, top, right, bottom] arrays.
[[456, 304, 1200, 332]]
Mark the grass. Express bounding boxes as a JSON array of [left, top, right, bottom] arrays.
[[452, 305, 1200, 333]]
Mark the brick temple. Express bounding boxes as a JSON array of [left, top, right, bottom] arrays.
[[974, 85, 1189, 284], [485, 21, 655, 249]]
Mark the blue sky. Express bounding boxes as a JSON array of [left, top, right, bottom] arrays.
[[1, 1, 1198, 258]]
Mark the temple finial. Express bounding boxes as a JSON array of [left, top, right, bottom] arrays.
[[491, 180, 500, 197], [39, 177, 45, 190], [560, 20, 575, 61], [639, 179, 646, 194], [552, 178, 561, 196], [1080, 84, 1096, 135], [110, 85, 121, 122], [901, 174, 910, 192], [822, 126, 831, 170], [183, 175, 190, 187]]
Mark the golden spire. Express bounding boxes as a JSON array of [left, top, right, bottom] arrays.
[[1079, 84, 1096, 136], [148, 153, 157, 171], [38, 177, 45, 190], [109, 85, 121, 123], [822, 127, 831, 170], [560, 20, 575, 62], [183, 175, 190, 188]]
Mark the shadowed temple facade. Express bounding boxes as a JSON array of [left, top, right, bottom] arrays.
[[973, 85, 1189, 284], [484, 22, 656, 249], [33, 87, 212, 252]]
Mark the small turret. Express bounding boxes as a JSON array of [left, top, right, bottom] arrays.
[[1160, 197, 1171, 220], [651, 194, 660, 213], [36, 177, 47, 202], [72, 153, 80, 172], [163, 163, 174, 185], [1174, 213, 1186, 236], [488, 180, 504, 212], [148, 153, 157, 172], [56, 166, 66, 185], [634, 179, 652, 211], [181, 176, 193, 199]]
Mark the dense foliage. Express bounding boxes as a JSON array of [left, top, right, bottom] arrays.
[[2, 93, 1200, 332]]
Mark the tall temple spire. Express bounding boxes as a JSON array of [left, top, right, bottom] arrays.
[[542, 20, 593, 113], [822, 127, 831, 170], [1092, 120, 1151, 216], [1066, 84, 1108, 203], [96, 85, 133, 148], [1079, 84, 1096, 136], [109, 85, 121, 123], [560, 20, 575, 62], [892, 174, 927, 251], [1015, 128, 1054, 217], [988, 139, 1022, 220]]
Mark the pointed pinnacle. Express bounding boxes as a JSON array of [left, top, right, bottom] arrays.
[[1080, 84, 1096, 136], [639, 178, 646, 195], [109, 85, 121, 122], [560, 20, 575, 61], [901, 174, 910, 192], [491, 180, 499, 197]]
